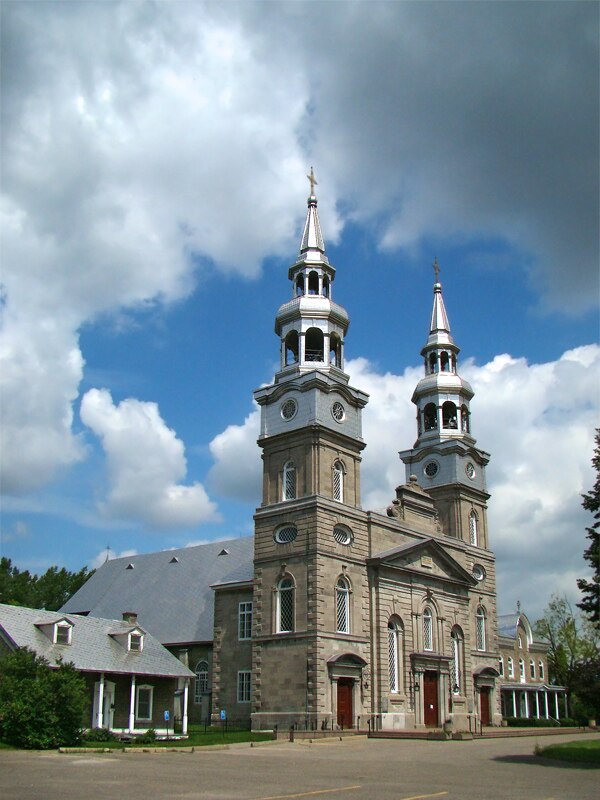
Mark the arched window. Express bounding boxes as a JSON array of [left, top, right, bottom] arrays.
[[282, 461, 296, 501], [333, 460, 344, 502], [428, 353, 438, 374], [442, 401, 458, 429], [530, 659, 535, 679], [460, 404, 470, 433], [285, 331, 299, 365], [388, 618, 403, 693], [440, 351, 450, 372], [539, 660, 544, 680], [424, 403, 437, 431], [308, 270, 319, 295], [305, 327, 324, 362], [519, 658, 525, 682], [335, 576, 351, 633], [194, 660, 209, 704], [296, 274, 305, 296], [508, 657, 514, 678], [469, 511, 478, 546], [323, 276, 330, 298], [476, 606, 486, 651], [450, 626, 464, 694], [498, 657, 504, 677], [277, 576, 295, 633], [423, 607, 433, 651], [329, 333, 342, 368]]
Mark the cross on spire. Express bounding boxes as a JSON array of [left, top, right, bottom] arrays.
[[433, 257, 440, 282], [307, 166, 318, 195]]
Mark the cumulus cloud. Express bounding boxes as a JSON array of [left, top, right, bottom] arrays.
[[80, 388, 219, 528], [208, 408, 262, 503], [207, 347, 599, 619], [91, 546, 138, 570]]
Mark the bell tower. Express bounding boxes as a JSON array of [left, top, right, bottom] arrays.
[[399, 261, 491, 549], [251, 171, 370, 730]]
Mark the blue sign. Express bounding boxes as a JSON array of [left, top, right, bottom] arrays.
[[164, 710, 170, 722], [220, 709, 227, 721]]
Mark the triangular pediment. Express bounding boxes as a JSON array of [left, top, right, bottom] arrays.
[[368, 538, 477, 586]]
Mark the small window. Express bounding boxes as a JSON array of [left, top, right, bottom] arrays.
[[519, 658, 525, 681], [129, 632, 143, 652], [388, 620, 401, 693], [442, 401, 458, 429], [423, 607, 433, 651], [508, 657, 514, 678], [282, 461, 297, 501], [333, 525, 353, 545], [277, 576, 295, 633], [238, 602, 252, 640], [423, 403, 437, 431], [469, 511, 478, 546], [136, 685, 153, 721], [284, 331, 299, 365], [274, 524, 298, 544], [237, 670, 251, 703], [476, 606, 486, 651], [54, 622, 72, 645], [530, 659, 535, 679], [194, 661, 209, 703], [460, 404, 470, 433], [539, 660, 544, 680], [333, 460, 344, 502], [305, 327, 324, 362], [498, 657, 504, 677], [336, 576, 350, 634]]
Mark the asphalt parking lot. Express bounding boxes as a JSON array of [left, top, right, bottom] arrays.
[[1, 732, 599, 800]]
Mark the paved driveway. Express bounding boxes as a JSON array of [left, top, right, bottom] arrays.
[[1, 733, 598, 800]]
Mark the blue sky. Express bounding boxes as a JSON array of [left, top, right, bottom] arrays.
[[1, 1, 598, 622]]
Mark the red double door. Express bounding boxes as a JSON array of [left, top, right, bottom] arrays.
[[337, 678, 354, 728], [423, 671, 439, 727]]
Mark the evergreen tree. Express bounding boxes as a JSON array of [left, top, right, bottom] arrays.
[[0, 558, 93, 611], [578, 430, 600, 628]]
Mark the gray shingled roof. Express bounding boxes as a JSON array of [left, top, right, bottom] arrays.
[[0, 604, 193, 678], [61, 536, 254, 645], [497, 611, 546, 644]]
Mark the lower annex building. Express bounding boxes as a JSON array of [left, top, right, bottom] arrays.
[[65, 178, 541, 732]]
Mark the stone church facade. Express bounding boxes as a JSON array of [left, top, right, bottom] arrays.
[[241, 184, 501, 731]]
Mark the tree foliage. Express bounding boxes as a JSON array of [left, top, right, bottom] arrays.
[[535, 594, 600, 721], [0, 648, 87, 748], [0, 558, 93, 611], [578, 429, 600, 628]]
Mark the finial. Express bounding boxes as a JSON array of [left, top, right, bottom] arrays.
[[516, 599, 521, 614], [433, 257, 440, 283], [104, 544, 111, 563], [307, 166, 318, 196]]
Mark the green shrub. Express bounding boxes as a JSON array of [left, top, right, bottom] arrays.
[[136, 728, 157, 744], [505, 717, 559, 728], [83, 727, 118, 742]]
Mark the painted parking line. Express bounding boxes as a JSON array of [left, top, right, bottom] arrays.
[[400, 793, 448, 800], [258, 786, 362, 800]]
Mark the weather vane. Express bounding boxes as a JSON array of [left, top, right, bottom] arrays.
[[433, 257, 440, 282], [307, 166, 318, 195]]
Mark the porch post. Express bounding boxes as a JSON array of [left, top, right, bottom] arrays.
[[129, 675, 136, 733], [554, 691, 560, 720], [182, 681, 189, 735], [512, 690, 516, 717], [523, 690, 529, 719], [544, 690, 549, 719], [535, 691, 540, 719], [564, 692, 568, 718], [97, 673, 105, 729]]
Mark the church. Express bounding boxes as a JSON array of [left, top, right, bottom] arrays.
[[63, 178, 503, 732]]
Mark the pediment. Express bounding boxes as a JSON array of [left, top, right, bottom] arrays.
[[368, 538, 477, 586]]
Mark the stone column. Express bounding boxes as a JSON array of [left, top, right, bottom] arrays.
[[129, 675, 136, 732]]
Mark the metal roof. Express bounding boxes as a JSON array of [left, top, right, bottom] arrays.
[[60, 536, 254, 645], [0, 604, 193, 678]]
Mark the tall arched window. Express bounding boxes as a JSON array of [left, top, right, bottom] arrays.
[[323, 276, 330, 298], [530, 659, 535, 679], [333, 460, 344, 502], [428, 353, 438, 374], [498, 657, 504, 677], [469, 511, 478, 546], [423, 607, 433, 651], [282, 461, 296, 501], [277, 576, 295, 633], [450, 626, 464, 694], [388, 618, 403, 693], [285, 331, 299, 365], [329, 333, 342, 367], [460, 404, 470, 433], [296, 274, 305, 296], [308, 270, 319, 294], [440, 351, 450, 372], [424, 403, 437, 431], [538, 660, 544, 680], [305, 327, 324, 362], [519, 658, 525, 682], [336, 576, 350, 633], [194, 660, 209, 704], [476, 606, 487, 651], [508, 656, 514, 678], [442, 401, 458, 429]]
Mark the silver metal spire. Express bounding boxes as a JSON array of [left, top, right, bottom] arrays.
[[299, 168, 325, 255]]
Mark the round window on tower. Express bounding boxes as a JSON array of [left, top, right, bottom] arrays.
[[331, 401, 345, 423], [472, 564, 486, 582], [274, 525, 298, 544], [424, 461, 439, 478], [281, 399, 298, 421], [333, 525, 353, 546]]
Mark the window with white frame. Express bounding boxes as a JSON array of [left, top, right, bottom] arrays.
[[237, 670, 251, 703], [282, 461, 297, 501], [530, 659, 535, 679], [498, 657, 504, 677], [475, 606, 486, 651], [136, 685, 153, 720], [128, 631, 143, 652], [335, 576, 350, 633], [194, 661, 209, 704], [388, 620, 402, 693], [423, 607, 433, 651], [519, 658, 525, 682], [469, 511, 478, 546], [539, 660, 544, 680], [333, 460, 344, 502], [508, 656, 514, 678], [238, 602, 252, 640], [450, 627, 464, 693], [277, 576, 294, 633], [54, 622, 72, 645]]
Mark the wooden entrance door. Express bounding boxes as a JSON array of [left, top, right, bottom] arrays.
[[480, 686, 491, 726], [423, 671, 439, 727], [337, 678, 353, 728]]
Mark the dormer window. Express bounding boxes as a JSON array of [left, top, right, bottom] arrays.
[[128, 631, 144, 652], [54, 622, 72, 645]]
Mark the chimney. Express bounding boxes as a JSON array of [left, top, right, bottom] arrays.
[[122, 611, 138, 624]]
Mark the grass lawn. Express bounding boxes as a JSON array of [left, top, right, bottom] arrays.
[[81, 727, 274, 749], [536, 739, 600, 766]]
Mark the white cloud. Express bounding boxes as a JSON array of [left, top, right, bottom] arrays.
[[80, 388, 219, 529], [91, 546, 138, 570], [207, 346, 599, 620]]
